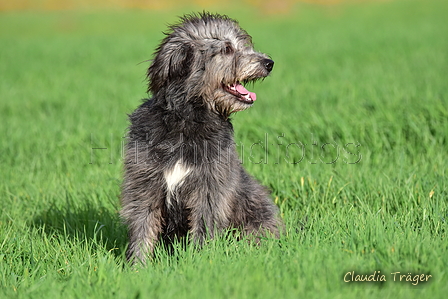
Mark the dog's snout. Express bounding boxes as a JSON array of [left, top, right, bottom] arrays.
[[263, 59, 274, 72]]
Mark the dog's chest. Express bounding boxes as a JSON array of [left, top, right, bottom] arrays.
[[163, 160, 191, 206]]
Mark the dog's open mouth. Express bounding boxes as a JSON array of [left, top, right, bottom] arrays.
[[223, 82, 256, 104]]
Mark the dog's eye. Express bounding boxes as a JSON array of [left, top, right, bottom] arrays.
[[223, 44, 234, 55]]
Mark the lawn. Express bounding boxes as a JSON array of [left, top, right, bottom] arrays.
[[1, 0, 447, 298]]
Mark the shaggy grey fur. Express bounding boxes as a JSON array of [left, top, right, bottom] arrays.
[[121, 12, 282, 264]]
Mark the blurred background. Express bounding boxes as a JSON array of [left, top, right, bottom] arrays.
[[0, 0, 373, 13]]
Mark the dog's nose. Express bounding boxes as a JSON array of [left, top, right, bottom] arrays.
[[263, 59, 274, 72]]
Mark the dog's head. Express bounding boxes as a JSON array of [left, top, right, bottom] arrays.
[[147, 12, 274, 116]]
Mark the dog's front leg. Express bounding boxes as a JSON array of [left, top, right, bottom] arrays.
[[188, 206, 214, 247], [125, 207, 163, 265], [187, 190, 232, 246]]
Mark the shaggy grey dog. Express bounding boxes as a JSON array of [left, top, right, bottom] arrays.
[[121, 12, 282, 264]]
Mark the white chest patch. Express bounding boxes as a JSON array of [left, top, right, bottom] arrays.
[[164, 160, 191, 206]]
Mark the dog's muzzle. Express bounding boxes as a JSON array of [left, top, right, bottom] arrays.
[[223, 59, 274, 105]]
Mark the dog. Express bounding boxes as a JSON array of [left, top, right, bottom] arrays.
[[121, 12, 282, 264]]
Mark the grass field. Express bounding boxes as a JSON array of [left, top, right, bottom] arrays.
[[1, 0, 447, 298]]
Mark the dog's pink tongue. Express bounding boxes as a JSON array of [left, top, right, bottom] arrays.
[[236, 83, 256, 101]]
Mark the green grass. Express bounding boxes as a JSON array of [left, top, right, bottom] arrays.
[[1, 0, 448, 298]]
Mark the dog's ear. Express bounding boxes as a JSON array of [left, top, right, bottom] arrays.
[[147, 41, 194, 93]]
